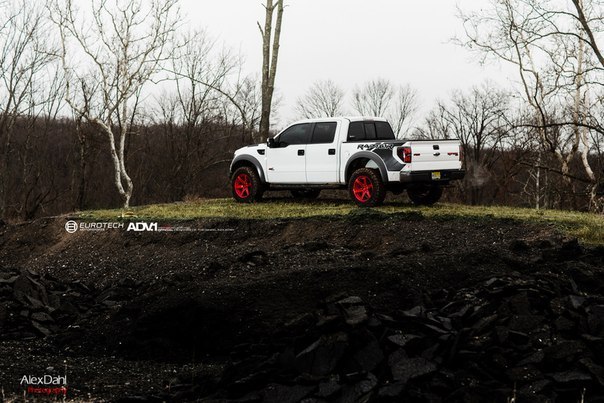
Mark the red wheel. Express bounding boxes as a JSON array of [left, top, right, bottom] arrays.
[[352, 175, 374, 203], [231, 166, 264, 203], [348, 168, 386, 207], [234, 173, 251, 199]]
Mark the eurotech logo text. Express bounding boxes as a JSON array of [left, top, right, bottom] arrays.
[[65, 220, 161, 233], [65, 220, 125, 233]]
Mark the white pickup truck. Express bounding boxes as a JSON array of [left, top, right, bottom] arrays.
[[230, 117, 465, 207]]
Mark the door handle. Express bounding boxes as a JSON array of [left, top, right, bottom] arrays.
[[298, 149, 304, 156], [328, 149, 336, 155]]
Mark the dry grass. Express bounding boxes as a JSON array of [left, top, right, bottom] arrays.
[[79, 198, 604, 245]]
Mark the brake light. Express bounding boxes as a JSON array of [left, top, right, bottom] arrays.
[[397, 146, 412, 163]]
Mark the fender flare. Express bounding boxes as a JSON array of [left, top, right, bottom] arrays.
[[230, 155, 267, 183], [345, 151, 389, 183]]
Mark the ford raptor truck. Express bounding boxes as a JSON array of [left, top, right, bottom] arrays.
[[229, 117, 465, 207]]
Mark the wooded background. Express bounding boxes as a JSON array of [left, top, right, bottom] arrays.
[[1, 0, 603, 221]]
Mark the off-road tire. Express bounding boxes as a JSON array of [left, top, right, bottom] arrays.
[[407, 185, 443, 206], [231, 166, 265, 203], [348, 168, 386, 207], [291, 189, 321, 200]]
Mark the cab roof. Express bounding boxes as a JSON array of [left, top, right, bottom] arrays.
[[290, 116, 389, 125]]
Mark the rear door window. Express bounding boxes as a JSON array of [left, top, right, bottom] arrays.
[[347, 122, 365, 141], [311, 122, 337, 144]]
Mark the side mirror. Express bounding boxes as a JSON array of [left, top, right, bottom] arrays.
[[267, 137, 276, 148]]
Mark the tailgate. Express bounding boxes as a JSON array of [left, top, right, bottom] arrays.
[[407, 140, 462, 171]]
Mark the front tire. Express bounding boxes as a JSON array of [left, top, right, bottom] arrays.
[[231, 166, 264, 203], [407, 185, 442, 206], [291, 189, 321, 200], [348, 168, 386, 207]]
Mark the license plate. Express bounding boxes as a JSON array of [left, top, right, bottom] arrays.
[[431, 171, 441, 180]]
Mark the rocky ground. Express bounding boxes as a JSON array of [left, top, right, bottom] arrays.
[[1, 209, 604, 402]]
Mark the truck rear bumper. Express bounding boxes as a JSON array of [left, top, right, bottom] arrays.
[[399, 169, 466, 184]]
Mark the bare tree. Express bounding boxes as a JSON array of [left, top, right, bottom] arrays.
[[49, 0, 180, 208], [166, 29, 264, 141], [16, 64, 66, 219], [228, 76, 263, 133], [389, 84, 419, 138], [170, 30, 240, 126], [459, 0, 604, 210], [258, 0, 284, 140], [353, 79, 418, 137], [0, 0, 61, 218], [150, 29, 256, 198], [418, 83, 511, 204], [295, 79, 345, 119], [352, 78, 394, 117]]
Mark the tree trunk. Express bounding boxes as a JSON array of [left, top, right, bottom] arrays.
[[572, 2, 599, 211], [1, 123, 14, 218], [75, 121, 88, 210], [535, 152, 541, 210], [118, 117, 134, 209], [259, 0, 284, 141]]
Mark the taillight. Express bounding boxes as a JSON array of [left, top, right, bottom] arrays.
[[397, 146, 412, 163]]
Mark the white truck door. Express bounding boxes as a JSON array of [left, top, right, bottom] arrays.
[[305, 121, 339, 183], [266, 123, 310, 184]]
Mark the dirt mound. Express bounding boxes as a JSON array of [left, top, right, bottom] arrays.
[[156, 274, 604, 402], [1, 212, 604, 401]]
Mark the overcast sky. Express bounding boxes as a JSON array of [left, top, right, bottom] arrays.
[[179, 1, 513, 127]]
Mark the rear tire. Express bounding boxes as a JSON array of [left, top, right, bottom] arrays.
[[407, 185, 442, 206], [348, 168, 386, 207], [231, 166, 264, 203], [291, 189, 321, 200]]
